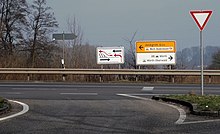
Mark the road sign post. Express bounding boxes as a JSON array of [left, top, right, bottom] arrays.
[[96, 47, 124, 82], [200, 30, 204, 95], [52, 33, 77, 69], [52, 32, 77, 81], [190, 10, 212, 96]]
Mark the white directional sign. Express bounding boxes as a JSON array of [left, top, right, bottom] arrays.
[[136, 41, 176, 65], [96, 47, 124, 64], [136, 53, 175, 65]]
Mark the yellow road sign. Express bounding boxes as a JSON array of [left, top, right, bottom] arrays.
[[136, 41, 176, 53]]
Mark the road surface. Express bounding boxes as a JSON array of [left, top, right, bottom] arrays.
[[0, 82, 220, 133]]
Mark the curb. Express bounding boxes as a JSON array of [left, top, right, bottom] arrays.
[[0, 100, 29, 121], [152, 96, 220, 117]]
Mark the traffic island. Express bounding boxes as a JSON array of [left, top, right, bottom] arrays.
[[152, 95, 220, 117], [0, 97, 11, 115]]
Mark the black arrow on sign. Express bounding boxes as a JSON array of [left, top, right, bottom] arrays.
[[100, 58, 110, 61], [113, 50, 121, 52], [168, 56, 173, 61], [139, 45, 144, 50]]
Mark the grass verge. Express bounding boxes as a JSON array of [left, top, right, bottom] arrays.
[[164, 94, 220, 111]]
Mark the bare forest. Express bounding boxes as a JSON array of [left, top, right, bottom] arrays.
[[0, 0, 100, 81]]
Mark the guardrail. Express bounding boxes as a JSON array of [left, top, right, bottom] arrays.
[[0, 68, 219, 75], [0, 68, 219, 83]]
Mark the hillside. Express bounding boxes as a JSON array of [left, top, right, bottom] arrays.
[[176, 46, 220, 69]]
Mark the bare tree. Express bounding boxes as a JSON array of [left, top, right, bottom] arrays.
[[0, 0, 28, 56], [65, 17, 84, 68], [124, 31, 137, 69], [208, 50, 220, 69], [26, 0, 58, 67]]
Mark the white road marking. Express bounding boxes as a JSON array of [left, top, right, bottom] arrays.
[[1, 92, 22, 95], [181, 119, 220, 125], [5, 85, 142, 88], [0, 100, 29, 121], [142, 87, 154, 91], [117, 93, 153, 101], [117, 94, 186, 125], [12, 88, 78, 91], [127, 93, 175, 96], [60, 93, 98, 95]]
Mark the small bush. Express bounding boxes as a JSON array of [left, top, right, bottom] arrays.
[[0, 97, 4, 108]]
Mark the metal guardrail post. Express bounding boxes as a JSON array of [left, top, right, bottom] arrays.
[[135, 66, 140, 82], [27, 74, 30, 81], [172, 76, 175, 83], [100, 65, 103, 82], [62, 60, 66, 81], [209, 75, 212, 84]]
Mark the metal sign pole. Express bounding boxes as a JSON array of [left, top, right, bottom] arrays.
[[62, 32, 65, 81], [52, 32, 77, 81], [62, 32, 65, 69], [190, 10, 213, 96], [200, 30, 204, 96]]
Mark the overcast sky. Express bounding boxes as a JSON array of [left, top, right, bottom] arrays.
[[47, 0, 220, 50]]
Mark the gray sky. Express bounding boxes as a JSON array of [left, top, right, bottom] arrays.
[[47, 0, 220, 50]]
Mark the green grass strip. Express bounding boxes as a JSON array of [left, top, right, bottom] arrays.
[[164, 94, 220, 111]]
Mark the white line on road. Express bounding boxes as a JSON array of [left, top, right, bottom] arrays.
[[142, 87, 154, 91], [0, 100, 29, 121], [117, 93, 153, 101], [117, 94, 186, 125], [1, 92, 22, 95], [1, 84, 142, 88], [12, 88, 78, 91], [181, 119, 220, 125], [60, 93, 98, 95], [127, 93, 174, 96]]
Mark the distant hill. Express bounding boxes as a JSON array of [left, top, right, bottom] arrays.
[[176, 46, 220, 69]]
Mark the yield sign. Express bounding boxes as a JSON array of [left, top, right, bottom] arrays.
[[190, 10, 212, 31]]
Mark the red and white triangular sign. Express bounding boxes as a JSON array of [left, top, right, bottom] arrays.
[[190, 10, 212, 31]]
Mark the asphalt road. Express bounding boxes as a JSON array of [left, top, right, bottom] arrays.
[[0, 82, 220, 134]]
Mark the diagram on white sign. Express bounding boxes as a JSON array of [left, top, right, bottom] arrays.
[[96, 47, 124, 64]]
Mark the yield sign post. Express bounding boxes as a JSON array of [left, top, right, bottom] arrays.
[[190, 10, 212, 96]]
